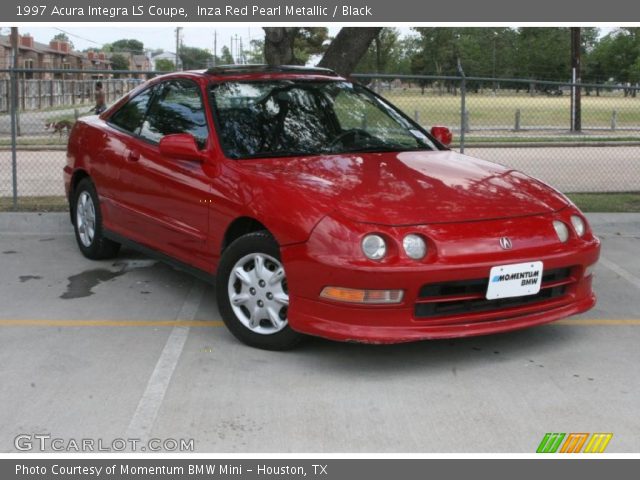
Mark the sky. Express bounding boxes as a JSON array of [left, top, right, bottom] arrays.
[[1, 26, 413, 57], [1, 26, 610, 59]]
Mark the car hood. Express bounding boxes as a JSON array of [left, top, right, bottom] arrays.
[[238, 150, 569, 226]]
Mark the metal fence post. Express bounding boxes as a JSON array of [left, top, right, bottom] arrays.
[[457, 60, 466, 153], [9, 68, 18, 209], [611, 110, 617, 131]]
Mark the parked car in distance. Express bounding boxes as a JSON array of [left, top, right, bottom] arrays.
[[64, 65, 600, 350]]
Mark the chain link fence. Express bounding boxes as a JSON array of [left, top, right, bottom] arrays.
[[1, 68, 639, 210], [0, 68, 154, 210], [355, 73, 640, 194]]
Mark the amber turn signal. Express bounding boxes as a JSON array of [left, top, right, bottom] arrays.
[[320, 286, 404, 304]]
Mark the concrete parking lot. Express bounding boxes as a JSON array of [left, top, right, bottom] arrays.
[[0, 212, 639, 453]]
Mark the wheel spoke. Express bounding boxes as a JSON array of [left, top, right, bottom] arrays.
[[253, 254, 268, 280], [231, 293, 250, 306], [268, 267, 285, 286], [267, 307, 281, 328], [273, 293, 289, 306], [233, 266, 253, 286], [249, 305, 262, 328]]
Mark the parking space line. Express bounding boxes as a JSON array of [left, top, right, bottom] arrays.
[[600, 256, 640, 291], [555, 319, 640, 325], [124, 280, 206, 442], [0, 319, 223, 327]]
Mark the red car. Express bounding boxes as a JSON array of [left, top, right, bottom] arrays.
[[64, 65, 600, 350]]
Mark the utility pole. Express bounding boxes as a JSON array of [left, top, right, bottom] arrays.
[[175, 27, 182, 70], [239, 37, 244, 64], [570, 27, 582, 132], [230, 36, 233, 64], [213, 30, 217, 67]]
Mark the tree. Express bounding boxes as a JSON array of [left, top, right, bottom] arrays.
[[52, 32, 74, 49], [110, 54, 129, 71], [155, 59, 175, 72], [263, 28, 300, 65], [317, 28, 383, 76], [262, 27, 368, 74], [220, 46, 234, 65], [179, 45, 213, 70], [111, 39, 144, 54], [588, 28, 640, 94], [355, 28, 411, 74]]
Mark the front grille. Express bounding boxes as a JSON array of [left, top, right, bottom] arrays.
[[415, 267, 575, 319]]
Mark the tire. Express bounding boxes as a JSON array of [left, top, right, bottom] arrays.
[[216, 231, 303, 350], [72, 177, 120, 260]]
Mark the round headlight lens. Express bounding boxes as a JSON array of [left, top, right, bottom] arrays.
[[402, 234, 427, 259], [570, 215, 586, 237], [553, 220, 570, 243], [362, 234, 387, 260]]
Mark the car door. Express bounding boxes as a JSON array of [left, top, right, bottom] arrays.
[[118, 78, 212, 270], [99, 85, 157, 232]]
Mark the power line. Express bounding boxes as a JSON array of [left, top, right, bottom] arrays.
[[54, 28, 103, 47]]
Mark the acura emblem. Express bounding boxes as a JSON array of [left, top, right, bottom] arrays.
[[499, 237, 513, 250]]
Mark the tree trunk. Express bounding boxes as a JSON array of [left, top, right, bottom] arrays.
[[318, 27, 382, 77], [263, 28, 300, 65]]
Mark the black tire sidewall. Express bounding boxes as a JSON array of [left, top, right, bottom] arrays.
[[216, 232, 302, 350], [72, 178, 118, 259]]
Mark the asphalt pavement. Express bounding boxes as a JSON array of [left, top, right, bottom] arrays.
[[0, 213, 639, 452]]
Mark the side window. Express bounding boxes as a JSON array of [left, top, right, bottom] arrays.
[[139, 80, 208, 149], [108, 87, 155, 134]]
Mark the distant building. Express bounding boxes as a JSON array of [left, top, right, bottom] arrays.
[[0, 33, 112, 79]]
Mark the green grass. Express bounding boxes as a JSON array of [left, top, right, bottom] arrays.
[[567, 192, 640, 213], [0, 196, 68, 212], [3, 193, 640, 213], [382, 89, 640, 129]]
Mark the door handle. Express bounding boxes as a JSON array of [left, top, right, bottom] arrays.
[[127, 150, 140, 162]]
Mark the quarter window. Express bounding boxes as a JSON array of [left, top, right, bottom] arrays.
[[139, 80, 208, 149]]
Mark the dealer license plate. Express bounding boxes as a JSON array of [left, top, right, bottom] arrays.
[[486, 261, 544, 300]]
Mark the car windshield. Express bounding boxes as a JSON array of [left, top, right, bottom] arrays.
[[209, 80, 438, 159]]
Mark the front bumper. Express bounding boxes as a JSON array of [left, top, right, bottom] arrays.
[[281, 214, 600, 344]]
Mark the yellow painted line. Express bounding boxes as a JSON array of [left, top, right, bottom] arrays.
[[0, 319, 224, 327], [555, 319, 640, 326]]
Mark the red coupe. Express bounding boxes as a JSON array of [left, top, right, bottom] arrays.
[[64, 65, 600, 349]]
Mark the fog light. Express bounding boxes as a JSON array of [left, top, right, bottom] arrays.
[[553, 220, 570, 243], [403, 234, 427, 259], [361, 234, 386, 260], [320, 286, 404, 304], [571, 215, 586, 237], [584, 264, 595, 277]]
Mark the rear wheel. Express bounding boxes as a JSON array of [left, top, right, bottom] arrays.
[[216, 232, 303, 350], [72, 178, 120, 260]]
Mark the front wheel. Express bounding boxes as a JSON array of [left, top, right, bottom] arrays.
[[216, 232, 303, 350]]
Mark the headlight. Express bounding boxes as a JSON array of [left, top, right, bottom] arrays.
[[553, 220, 570, 243], [570, 215, 586, 237], [361, 234, 386, 260], [402, 234, 427, 259]]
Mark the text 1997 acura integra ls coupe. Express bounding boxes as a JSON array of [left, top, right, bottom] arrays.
[[64, 65, 600, 350]]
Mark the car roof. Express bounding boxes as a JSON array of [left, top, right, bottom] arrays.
[[198, 64, 344, 81]]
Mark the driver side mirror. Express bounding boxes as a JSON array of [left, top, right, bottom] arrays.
[[430, 126, 453, 147], [159, 134, 204, 162]]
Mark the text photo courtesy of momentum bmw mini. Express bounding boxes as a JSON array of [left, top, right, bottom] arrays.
[[63, 65, 600, 350]]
